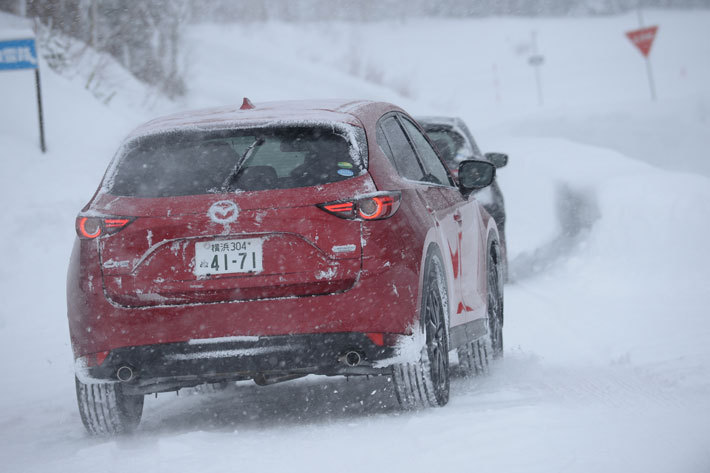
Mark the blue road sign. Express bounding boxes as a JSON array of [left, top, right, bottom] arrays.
[[0, 38, 38, 71]]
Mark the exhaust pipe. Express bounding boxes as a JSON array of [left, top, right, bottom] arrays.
[[116, 365, 134, 382], [342, 351, 362, 367]]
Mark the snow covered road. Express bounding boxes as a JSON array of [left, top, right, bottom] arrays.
[[1, 9, 710, 473]]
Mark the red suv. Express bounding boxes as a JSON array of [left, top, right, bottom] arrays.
[[67, 99, 504, 434]]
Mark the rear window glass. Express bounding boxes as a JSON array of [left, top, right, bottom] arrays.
[[107, 125, 366, 197], [421, 125, 469, 170]]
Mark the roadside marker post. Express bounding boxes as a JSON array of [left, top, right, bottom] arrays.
[[529, 31, 545, 107], [0, 37, 46, 152]]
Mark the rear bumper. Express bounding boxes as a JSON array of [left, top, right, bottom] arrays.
[[67, 228, 422, 358], [76, 332, 405, 395]]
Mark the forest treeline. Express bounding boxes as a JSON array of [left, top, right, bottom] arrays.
[[192, 0, 710, 22], [0, 0, 706, 98]]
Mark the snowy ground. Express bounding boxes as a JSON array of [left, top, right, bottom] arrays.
[[1, 9, 710, 473]]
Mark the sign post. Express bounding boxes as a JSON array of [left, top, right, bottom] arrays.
[[0, 37, 46, 152], [528, 31, 545, 107], [625, 22, 659, 102]]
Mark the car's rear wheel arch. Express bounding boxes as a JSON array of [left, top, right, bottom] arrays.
[[423, 242, 449, 327], [390, 242, 451, 409]]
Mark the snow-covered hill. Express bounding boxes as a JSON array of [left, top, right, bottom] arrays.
[[1, 9, 709, 473]]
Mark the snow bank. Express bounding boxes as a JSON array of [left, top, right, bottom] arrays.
[[498, 137, 710, 369], [193, 11, 710, 178]]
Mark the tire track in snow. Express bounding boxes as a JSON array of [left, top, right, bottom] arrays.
[[455, 354, 699, 412], [508, 184, 600, 282], [139, 375, 399, 434], [134, 353, 702, 438]]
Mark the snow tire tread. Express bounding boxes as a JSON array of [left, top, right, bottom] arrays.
[[392, 359, 439, 409], [75, 377, 143, 435]]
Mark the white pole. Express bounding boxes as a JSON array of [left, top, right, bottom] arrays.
[[637, 6, 657, 101], [531, 30, 543, 106], [644, 54, 657, 101]]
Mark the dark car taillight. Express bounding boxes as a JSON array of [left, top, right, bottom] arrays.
[[318, 191, 401, 221], [76, 216, 134, 239]]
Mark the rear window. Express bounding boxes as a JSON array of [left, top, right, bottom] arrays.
[[107, 125, 366, 197], [421, 125, 469, 170]]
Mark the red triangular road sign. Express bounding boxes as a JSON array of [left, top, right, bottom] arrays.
[[626, 25, 659, 58]]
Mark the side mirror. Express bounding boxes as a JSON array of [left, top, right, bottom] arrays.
[[485, 152, 508, 168], [458, 160, 495, 196]]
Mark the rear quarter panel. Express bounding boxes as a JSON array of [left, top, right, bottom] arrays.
[[357, 103, 465, 335]]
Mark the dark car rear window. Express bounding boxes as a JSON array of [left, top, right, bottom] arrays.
[[108, 125, 366, 197], [421, 125, 468, 170]]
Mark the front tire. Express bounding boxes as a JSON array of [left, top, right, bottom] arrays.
[[457, 239, 503, 375], [392, 248, 450, 408], [487, 240, 504, 359], [75, 377, 144, 435]]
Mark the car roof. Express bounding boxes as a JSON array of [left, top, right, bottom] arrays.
[[129, 99, 383, 139]]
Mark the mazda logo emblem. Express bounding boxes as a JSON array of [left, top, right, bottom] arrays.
[[208, 200, 239, 224]]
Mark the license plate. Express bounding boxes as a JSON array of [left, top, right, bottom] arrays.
[[194, 238, 263, 276]]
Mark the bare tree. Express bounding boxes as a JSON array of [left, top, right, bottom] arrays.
[[4, 0, 189, 98]]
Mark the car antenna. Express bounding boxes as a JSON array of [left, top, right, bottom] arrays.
[[240, 97, 255, 110]]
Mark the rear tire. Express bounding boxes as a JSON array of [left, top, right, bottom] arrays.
[[75, 377, 144, 435], [457, 336, 491, 376], [392, 248, 450, 408], [457, 239, 503, 374]]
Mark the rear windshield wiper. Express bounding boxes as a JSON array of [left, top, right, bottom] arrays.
[[222, 137, 264, 191]]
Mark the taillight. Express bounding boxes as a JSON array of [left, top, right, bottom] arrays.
[[76, 216, 133, 239], [318, 191, 401, 221]]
